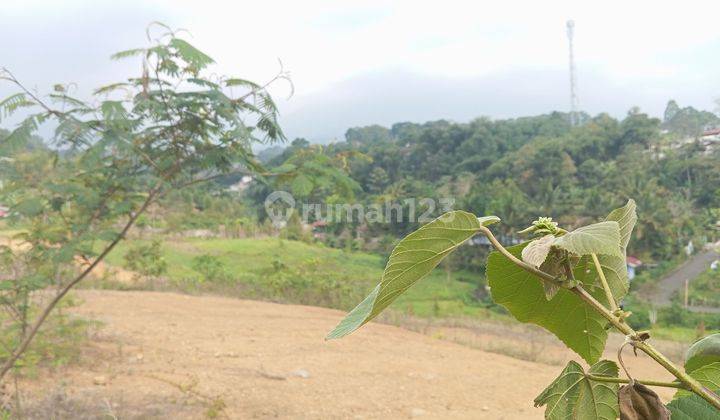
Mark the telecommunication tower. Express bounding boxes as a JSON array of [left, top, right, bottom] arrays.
[[566, 20, 579, 126]]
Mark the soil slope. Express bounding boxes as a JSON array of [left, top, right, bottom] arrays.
[[27, 290, 677, 419]]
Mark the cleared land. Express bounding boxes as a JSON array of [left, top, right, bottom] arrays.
[[23, 290, 680, 419]]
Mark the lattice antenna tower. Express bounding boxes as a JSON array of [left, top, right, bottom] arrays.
[[566, 20, 579, 126]]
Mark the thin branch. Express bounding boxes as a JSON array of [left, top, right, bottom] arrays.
[[586, 374, 687, 390], [171, 172, 240, 190], [0, 185, 161, 382], [120, 138, 163, 173], [2, 69, 162, 173], [169, 168, 276, 191], [233, 65, 293, 104], [1, 69, 61, 116], [150, 56, 191, 179]]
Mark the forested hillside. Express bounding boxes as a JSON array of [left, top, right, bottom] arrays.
[[4, 100, 716, 265], [256, 103, 719, 263]]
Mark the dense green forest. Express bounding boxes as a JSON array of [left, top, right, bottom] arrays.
[[249, 101, 720, 265], [4, 99, 717, 267], [2, 100, 718, 284]]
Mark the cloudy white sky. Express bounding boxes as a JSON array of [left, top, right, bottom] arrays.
[[3, 0, 720, 142]]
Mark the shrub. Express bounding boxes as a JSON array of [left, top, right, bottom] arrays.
[[191, 254, 230, 283], [123, 240, 168, 284]]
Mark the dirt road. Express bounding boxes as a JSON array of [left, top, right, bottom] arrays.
[[26, 290, 679, 419]]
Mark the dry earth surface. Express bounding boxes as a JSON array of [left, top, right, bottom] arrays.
[[20, 290, 681, 419]]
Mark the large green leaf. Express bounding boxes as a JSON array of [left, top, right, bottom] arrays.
[[534, 360, 619, 420], [671, 362, 720, 419], [685, 334, 720, 374], [553, 221, 622, 258], [326, 211, 499, 339], [487, 243, 608, 363], [676, 362, 720, 399], [668, 394, 720, 419]]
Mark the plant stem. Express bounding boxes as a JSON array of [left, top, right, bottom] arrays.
[[586, 374, 687, 389], [478, 226, 720, 411], [0, 187, 160, 383], [591, 253, 618, 312]]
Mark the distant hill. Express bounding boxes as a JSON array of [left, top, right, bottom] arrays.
[[256, 145, 285, 163], [258, 106, 720, 262]]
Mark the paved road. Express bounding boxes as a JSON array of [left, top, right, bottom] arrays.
[[650, 248, 720, 312]]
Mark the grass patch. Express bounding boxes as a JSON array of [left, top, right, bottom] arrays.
[[688, 267, 720, 307], [649, 325, 719, 343], [81, 234, 720, 345], [103, 237, 486, 317]]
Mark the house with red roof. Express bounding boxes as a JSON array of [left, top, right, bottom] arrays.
[[627, 256, 642, 280]]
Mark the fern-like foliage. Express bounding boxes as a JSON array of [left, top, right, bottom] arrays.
[[0, 25, 290, 378]]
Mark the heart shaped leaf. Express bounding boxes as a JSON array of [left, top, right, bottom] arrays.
[[668, 394, 720, 420], [487, 243, 609, 363], [534, 360, 619, 420], [675, 361, 720, 399]]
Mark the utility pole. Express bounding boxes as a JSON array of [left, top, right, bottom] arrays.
[[566, 20, 579, 126]]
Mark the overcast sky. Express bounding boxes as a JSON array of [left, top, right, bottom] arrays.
[[3, 0, 719, 142]]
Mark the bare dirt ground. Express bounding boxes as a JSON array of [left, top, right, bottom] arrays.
[[19, 290, 682, 419]]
